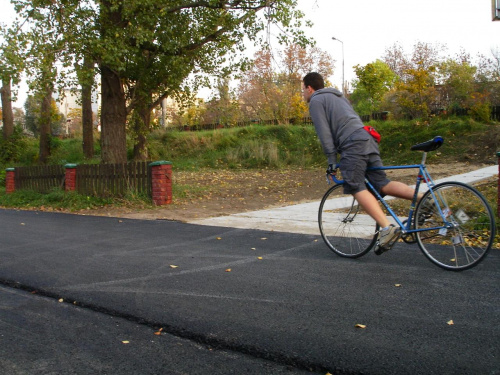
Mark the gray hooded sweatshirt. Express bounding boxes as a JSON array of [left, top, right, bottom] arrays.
[[308, 88, 364, 165]]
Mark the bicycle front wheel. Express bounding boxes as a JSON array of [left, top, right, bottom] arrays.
[[415, 182, 495, 271], [318, 184, 379, 258]]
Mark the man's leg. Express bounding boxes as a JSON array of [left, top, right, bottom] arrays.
[[380, 181, 422, 201], [353, 189, 391, 228], [354, 189, 402, 254]]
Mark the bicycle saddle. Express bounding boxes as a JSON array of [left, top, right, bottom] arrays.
[[410, 136, 444, 152]]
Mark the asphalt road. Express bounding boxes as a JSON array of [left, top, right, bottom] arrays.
[[1, 209, 499, 374]]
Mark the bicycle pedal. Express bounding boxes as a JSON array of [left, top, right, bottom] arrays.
[[375, 232, 401, 255]]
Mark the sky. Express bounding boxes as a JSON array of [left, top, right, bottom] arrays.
[[0, 0, 499, 107], [294, 0, 500, 89]]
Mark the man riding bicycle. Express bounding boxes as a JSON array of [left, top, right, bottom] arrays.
[[302, 72, 421, 254]]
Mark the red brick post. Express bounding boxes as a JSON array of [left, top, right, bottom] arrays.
[[64, 164, 78, 192], [5, 168, 15, 194], [150, 161, 172, 205]]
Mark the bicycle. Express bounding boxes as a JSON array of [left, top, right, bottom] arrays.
[[318, 136, 496, 271]]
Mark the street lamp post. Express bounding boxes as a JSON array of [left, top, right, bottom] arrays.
[[332, 36, 344, 95]]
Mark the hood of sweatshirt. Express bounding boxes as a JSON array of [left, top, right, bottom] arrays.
[[311, 87, 343, 98]]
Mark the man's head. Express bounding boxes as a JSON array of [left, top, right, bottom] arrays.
[[302, 72, 325, 103]]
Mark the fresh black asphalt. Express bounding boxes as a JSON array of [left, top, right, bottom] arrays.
[[0, 209, 499, 374]]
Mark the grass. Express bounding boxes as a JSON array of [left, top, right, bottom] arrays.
[[0, 117, 498, 223], [2, 117, 498, 172], [146, 124, 326, 169], [146, 117, 499, 169], [0, 188, 115, 212]]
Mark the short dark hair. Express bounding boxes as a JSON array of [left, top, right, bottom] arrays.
[[303, 72, 325, 91]]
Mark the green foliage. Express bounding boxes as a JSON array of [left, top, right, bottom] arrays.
[[393, 64, 437, 120], [438, 59, 477, 108], [11, 0, 312, 163], [373, 118, 499, 164], [23, 95, 65, 137], [47, 137, 89, 165], [146, 124, 325, 169], [0, 188, 115, 211], [1, 119, 498, 174], [467, 92, 491, 122], [0, 126, 28, 163], [352, 60, 396, 115]]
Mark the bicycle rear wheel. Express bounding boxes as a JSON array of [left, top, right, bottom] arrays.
[[415, 182, 495, 271], [318, 184, 379, 258]]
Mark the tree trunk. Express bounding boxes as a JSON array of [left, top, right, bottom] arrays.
[[1, 78, 14, 139], [39, 87, 52, 165], [132, 96, 151, 161], [100, 65, 127, 164], [81, 57, 94, 159], [161, 97, 167, 128]]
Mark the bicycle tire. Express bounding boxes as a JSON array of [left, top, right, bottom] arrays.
[[318, 184, 379, 258], [415, 181, 495, 271]]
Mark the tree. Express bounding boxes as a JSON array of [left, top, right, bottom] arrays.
[[13, 0, 310, 163], [438, 57, 477, 110], [383, 42, 442, 119], [1, 79, 14, 139], [0, 22, 26, 140], [238, 44, 334, 122], [383, 41, 443, 83], [204, 77, 242, 126], [351, 60, 396, 116], [24, 95, 64, 138], [476, 48, 500, 106], [76, 56, 96, 159]]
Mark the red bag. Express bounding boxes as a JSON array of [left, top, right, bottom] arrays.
[[363, 125, 381, 143]]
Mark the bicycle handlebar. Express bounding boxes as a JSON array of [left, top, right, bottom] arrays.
[[326, 164, 343, 184]]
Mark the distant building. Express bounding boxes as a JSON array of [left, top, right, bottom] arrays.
[[58, 89, 99, 136]]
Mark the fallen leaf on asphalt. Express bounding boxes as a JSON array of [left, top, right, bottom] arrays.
[[355, 324, 366, 329], [154, 328, 163, 336], [257, 257, 263, 260], [170, 265, 179, 268], [225, 269, 232, 272], [58, 298, 64, 303], [217, 237, 222, 240], [122, 341, 130, 344], [447, 320, 454, 325], [395, 284, 402, 287]]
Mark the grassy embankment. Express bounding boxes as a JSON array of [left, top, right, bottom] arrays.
[[0, 117, 498, 219]]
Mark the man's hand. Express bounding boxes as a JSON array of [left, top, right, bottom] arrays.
[[326, 164, 337, 175]]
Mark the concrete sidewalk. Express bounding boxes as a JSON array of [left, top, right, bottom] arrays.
[[190, 165, 498, 234]]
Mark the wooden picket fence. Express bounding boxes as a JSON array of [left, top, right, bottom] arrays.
[[76, 162, 151, 197], [13, 162, 151, 197], [15, 165, 66, 193]]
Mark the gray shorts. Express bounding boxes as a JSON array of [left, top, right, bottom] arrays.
[[338, 129, 390, 195]]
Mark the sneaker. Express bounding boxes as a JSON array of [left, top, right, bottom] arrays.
[[374, 225, 400, 255]]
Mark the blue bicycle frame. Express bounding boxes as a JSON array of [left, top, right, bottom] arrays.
[[328, 162, 449, 236]]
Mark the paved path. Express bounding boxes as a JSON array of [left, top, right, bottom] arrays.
[[190, 166, 498, 234]]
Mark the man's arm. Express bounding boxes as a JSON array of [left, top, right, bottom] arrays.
[[309, 100, 337, 165]]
